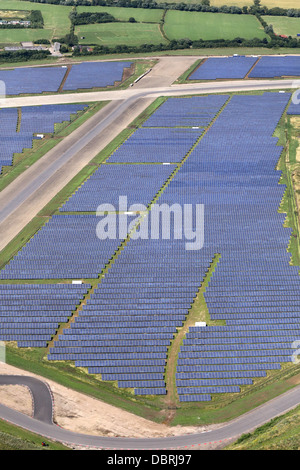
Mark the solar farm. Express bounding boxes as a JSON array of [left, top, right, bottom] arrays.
[[0, 60, 133, 95], [0, 104, 88, 176], [1, 88, 300, 407], [189, 55, 300, 81]]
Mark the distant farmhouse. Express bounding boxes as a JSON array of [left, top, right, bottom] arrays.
[[4, 42, 47, 52]]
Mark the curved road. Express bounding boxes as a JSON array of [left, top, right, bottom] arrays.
[[0, 375, 53, 424], [0, 68, 299, 448], [0, 374, 300, 449]]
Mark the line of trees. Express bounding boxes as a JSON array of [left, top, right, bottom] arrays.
[[19, 0, 300, 17], [28, 10, 44, 28], [0, 49, 51, 63], [70, 11, 116, 24], [72, 34, 300, 57]]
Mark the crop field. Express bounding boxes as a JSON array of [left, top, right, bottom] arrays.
[[164, 11, 269, 41], [76, 22, 167, 47], [265, 16, 300, 38], [0, 10, 29, 19], [0, 0, 71, 40]]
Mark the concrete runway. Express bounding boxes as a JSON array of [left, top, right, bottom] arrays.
[[0, 78, 297, 252]]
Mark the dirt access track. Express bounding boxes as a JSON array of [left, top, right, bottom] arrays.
[[0, 363, 214, 440]]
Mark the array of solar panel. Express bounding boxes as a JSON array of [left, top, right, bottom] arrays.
[[0, 61, 132, 95], [107, 128, 204, 163], [141, 95, 229, 127], [4, 92, 295, 401], [164, 92, 297, 401], [60, 164, 177, 212], [48, 236, 216, 394], [20, 104, 88, 134], [0, 108, 30, 172], [0, 104, 87, 174], [188, 56, 258, 80], [0, 284, 90, 347], [0, 66, 67, 95], [62, 61, 132, 91], [249, 56, 300, 78], [287, 100, 300, 115], [46, 93, 228, 393], [0, 214, 132, 280]]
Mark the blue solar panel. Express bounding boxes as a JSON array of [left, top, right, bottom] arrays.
[[0, 104, 88, 175], [1, 91, 298, 401], [249, 56, 300, 78], [0, 66, 66, 95], [189, 56, 258, 80], [0, 284, 90, 347], [63, 61, 132, 91]]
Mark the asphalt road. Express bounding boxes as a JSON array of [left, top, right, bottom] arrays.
[[0, 375, 53, 424], [0, 374, 300, 449]]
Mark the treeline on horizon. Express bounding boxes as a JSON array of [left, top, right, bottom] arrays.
[[19, 0, 300, 18], [72, 35, 300, 56]]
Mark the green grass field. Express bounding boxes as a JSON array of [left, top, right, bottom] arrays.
[[0, 0, 71, 40], [265, 15, 300, 38], [164, 11, 269, 41], [226, 405, 300, 450], [76, 22, 167, 47], [0, 420, 69, 450], [76, 6, 163, 23], [0, 28, 52, 43]]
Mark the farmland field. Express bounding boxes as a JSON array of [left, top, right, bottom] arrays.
[[0, 10, 29, 19], [76, 6, 164, 23], [265, 16, 300, 38], [164, 11, 269, 41], [0, 0, 71, 39], [165, 0, 299, 6], [75, 23, 168, 47], [0, 28, 52, 44], [211, 0, 300, 7]]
